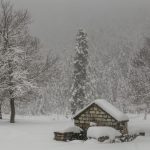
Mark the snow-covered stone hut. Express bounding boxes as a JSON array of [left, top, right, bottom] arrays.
[[73, 99, 129, 134]]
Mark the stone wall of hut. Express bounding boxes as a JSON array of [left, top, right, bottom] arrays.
[[74, 104, 128, 134]]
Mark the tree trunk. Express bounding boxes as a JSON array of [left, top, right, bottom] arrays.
[[0, 104, 2, 119], [10, 98, 15, 123], [144, 104, 148, 120], [144, 102, 149, 120], [144, 108, 147, 120]]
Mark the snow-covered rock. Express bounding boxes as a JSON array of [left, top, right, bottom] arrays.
[[87, 126, 121, 140]]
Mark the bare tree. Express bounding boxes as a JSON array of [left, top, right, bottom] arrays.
[[0, 0, 32, 123]]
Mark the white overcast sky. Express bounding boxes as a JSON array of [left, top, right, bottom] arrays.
[[9, 0, 150, 51]]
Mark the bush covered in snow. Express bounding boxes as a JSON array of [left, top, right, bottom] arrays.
[[113, 134, 139, 143]]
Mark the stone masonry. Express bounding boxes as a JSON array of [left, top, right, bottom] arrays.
[[74, 103, 128, 134]]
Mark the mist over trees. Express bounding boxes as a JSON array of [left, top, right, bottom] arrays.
[[0, 0, 150, 121]]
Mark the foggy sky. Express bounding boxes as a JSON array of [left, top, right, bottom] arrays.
[[9, 0, 150, 52]]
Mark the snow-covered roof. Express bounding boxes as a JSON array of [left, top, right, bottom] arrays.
[[73, 99, 129, 122]]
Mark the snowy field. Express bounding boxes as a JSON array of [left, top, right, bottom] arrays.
[[0, 114, 150, 150]]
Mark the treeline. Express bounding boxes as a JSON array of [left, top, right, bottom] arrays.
[[0, 0, 150, 122]]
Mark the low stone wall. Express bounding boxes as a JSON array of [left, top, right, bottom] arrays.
[[54, 132, 87, 141], [54, 132, 73, 141]]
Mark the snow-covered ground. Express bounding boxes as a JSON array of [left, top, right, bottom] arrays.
[[0, 114, 150, 150]]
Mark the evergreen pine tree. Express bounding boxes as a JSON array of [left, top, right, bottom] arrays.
[[71, 29, 88, 115]]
